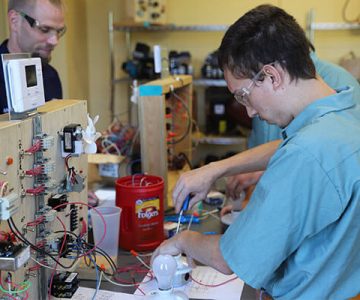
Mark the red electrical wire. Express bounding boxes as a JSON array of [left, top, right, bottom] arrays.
[[189, 273, 238, 287], [28, 264, 42, 272], [24, 140, 41, 154], [12, 282, 29, 300], [9, 201, 106, 298], [51, 201, 107, 258], [26, 216, 45, 227], [80, 218, 87, 237], [65, 155, 78, 185], [25, 165, 43, 176], [114, 263, 153, 285], [0, 231, 11, 242], [136, 286, 146, 295], [26, 201, 106, 258], [25, 186, 45, 195]]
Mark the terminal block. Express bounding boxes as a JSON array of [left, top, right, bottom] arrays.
[[44, 209, 57, 222], [33, 206, 57, 233], [0, 193, 19, 220], [57, 234, 74, 258], [39, 135, 55, 150], [70, 204, 78, 231], [36, 161, 55, 175], [50, 272, 79, 298]]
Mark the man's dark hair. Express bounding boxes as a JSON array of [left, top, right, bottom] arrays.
[[218, 4, 316, 81]]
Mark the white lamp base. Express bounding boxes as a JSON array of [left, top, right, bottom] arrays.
[[148, 288, 188, 300]]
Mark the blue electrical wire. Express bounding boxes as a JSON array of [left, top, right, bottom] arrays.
[[87, 254, 99, 300]]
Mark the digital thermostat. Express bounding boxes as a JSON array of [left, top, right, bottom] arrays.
[[5, 57, 45, 113]]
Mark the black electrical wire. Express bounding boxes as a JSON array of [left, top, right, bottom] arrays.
[[8, 218, 77, 269], [82, 243, 117, 275], [79, 238, 117, 272], [56, 230, 117, 276], [82, 251, 93, 268], [8, 216, 117, 274], [62, 230, 117, 272], [7, 219, 27, 244], [177, 152, 193, 169]]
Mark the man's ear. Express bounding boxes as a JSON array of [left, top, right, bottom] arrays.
[[263, 64, 282, 88], [8, 10, 20, 33]]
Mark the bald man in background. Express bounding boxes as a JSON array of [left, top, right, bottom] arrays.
[[0, 0, 66, 113]]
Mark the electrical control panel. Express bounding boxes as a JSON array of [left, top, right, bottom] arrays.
[[126, 0, 167, 25], [0, 100, 88, 299]]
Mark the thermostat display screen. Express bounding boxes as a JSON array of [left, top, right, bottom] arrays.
[[4, 57, 45, 113], [25, 65, 37, 87]]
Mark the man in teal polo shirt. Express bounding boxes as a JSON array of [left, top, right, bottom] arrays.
[[248, 51, 360, 149], [152, 4, 360, 299], [225, 51, 360, 200]]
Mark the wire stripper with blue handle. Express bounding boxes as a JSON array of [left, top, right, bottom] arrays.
[[181, 194, 191, 212], [175, 195, 191, 234], [164, 214, 200, 224]]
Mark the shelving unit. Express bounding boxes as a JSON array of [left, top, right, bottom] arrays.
[[108, 12, 247, 166], [193, 78, 227, 87], [193, 135, 246, 146], [108, 11, 228, 117], [306, 8, 360, 43]]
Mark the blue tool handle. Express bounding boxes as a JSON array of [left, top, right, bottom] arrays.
[[182, 195, 191, 211], [164, 214, 200, 224]]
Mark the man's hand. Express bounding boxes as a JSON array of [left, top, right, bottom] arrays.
[[220, 204, 233, 217], [172, 141, 280, 213], [151, 231, 231, 274], [151, 231, 195, 269], [225, 171, 263, 200], [172, 163, 221, 213], [151, 234, 182, 266]]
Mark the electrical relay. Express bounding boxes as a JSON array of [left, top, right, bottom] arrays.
[[50, 272, 79, 298]]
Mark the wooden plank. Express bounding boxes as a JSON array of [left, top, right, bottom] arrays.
[[37, 99, 87, 113], [139, 95, 167, 177], [143, 75, 192, 94], [88, 153, 125, 164], [139, 76, 192, 209]]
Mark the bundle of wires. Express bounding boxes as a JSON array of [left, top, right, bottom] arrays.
[[0, 271, 31, 299], [167, 89, 192, 145], [6, 200, 154, 299], [96, 119, 139, 158]]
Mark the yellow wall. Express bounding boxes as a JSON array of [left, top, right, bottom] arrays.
[[1, 1, 360, 130], [88, 0, 359, 130], [51, 0, 89, 102], [0, 0, 8, 39], [86, 0, 125, 129]]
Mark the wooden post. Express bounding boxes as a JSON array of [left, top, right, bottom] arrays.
[[138, 75, 192, 208]]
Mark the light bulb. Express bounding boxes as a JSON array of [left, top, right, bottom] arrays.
[[152, 254, 177, 291]]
